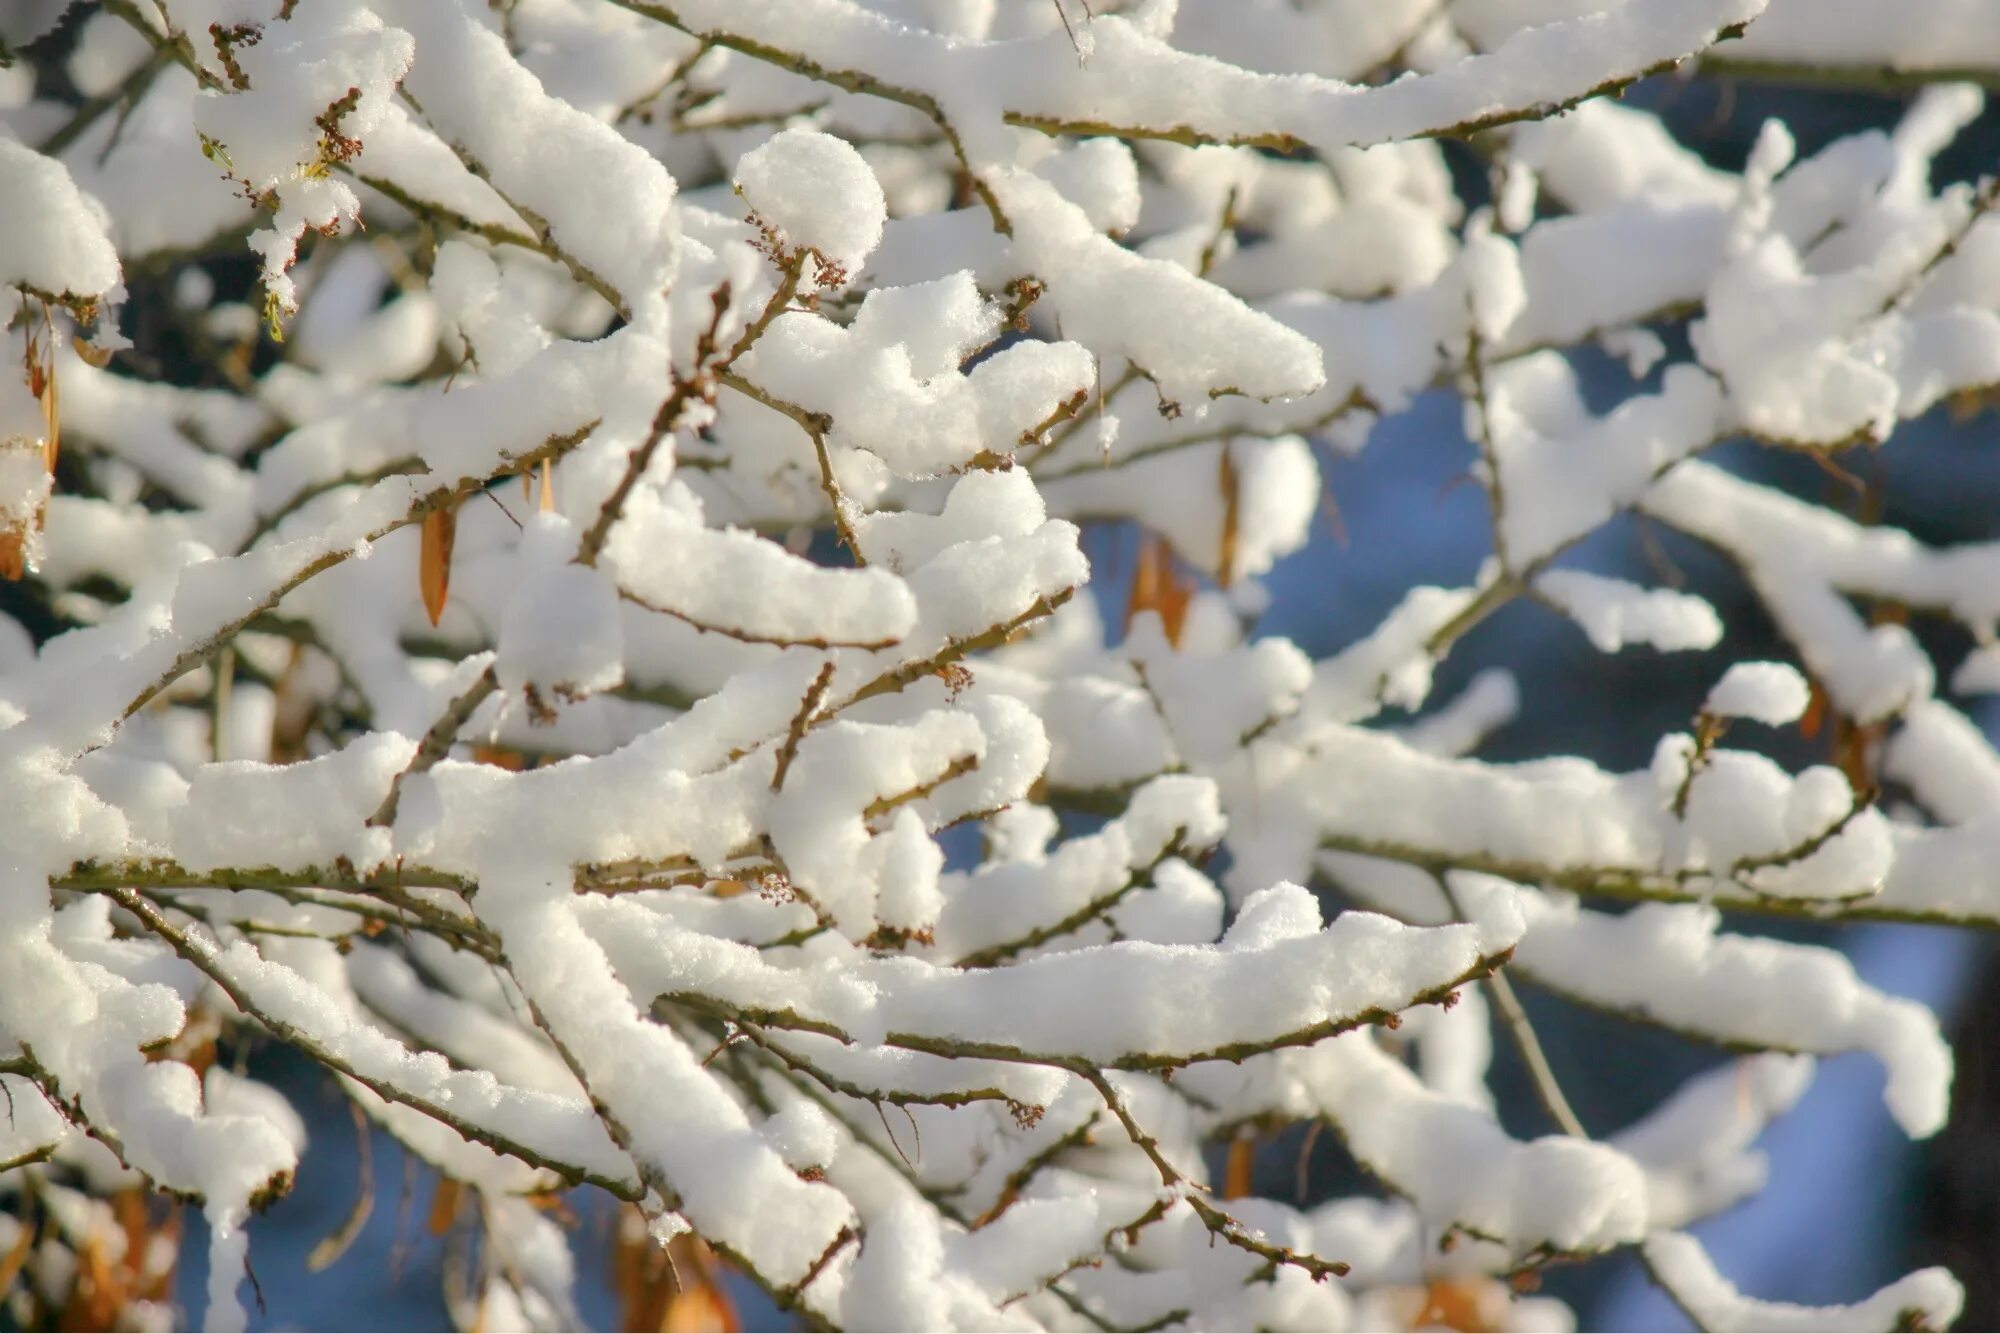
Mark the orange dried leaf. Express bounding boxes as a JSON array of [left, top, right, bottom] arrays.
[[1123, 535, 1195, 647], [40, 353, 59, 477], [663, 1237, 738, 1334], [22, 325, 42, 399], [1834, 716, 1881, 795], [538, 457, 556, 513], [1125, 538, 1158, 634], [663, 1281, 738, 1333], [62, 1233, 124, 1331], [612, 1210, 672, 1332], [0, 1216, 34, 1297], [1415, 1276, 1503, 1332], [420, 502, 457, 628], [527, 1192, 577, 1227], [1798, 680, 1827, 741], [112, 1189, 181, 1303], [151, 1007, 219, 1077], [58, 1192, 179, 1334], [1217, 446, 1241, 588], [470, 744, 527, 771], [427, 1177, 465, 1236], [611, 1210, 742, 1334], [1223, 1135, 1254, 1200]]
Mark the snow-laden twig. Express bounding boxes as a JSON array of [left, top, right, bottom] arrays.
[[9, 0, 2000, 1328]]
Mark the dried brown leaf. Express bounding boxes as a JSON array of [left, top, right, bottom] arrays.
[[662, 1237, 738, 1334], [0, 1216, 35, 1299], [420, 502, 458, 628], [1124, 535, 1194, 647], [470, 744, 527, 771], [1798, 680, 1827, 742], [1223, 1135, 1254, 1201], [41, 352, 58, 478], [1217, 445, 1240, 588], [427, 1177, 464, 1237]]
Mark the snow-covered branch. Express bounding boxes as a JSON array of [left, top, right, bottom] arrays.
[[3, 0, 1997, 1329]]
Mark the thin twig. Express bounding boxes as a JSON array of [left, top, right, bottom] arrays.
[[369, 666, 499, 828], [106, 886, 643, 1200], [1484, 967, 1587, 1139], [771, 662, 836, 792]]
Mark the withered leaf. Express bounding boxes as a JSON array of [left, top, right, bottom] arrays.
[[420, 500, 458, 628]]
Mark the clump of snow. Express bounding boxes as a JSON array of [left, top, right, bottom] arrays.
[[609, 480, 917, 646], [1504, 888, 1947, 1135], [1705, 661, 1812, 725], [171, 733, 413, 874], [1536, 569, 1722, 654], [735, 127, 887, 276], [760, 1098, 839, 1174], [0, 434, 54, 575], [0, 138, 122, 300], [496, 514, 625, 712], [992, 168, 1325, 407], [1644, 1231, 1963, 1333]]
